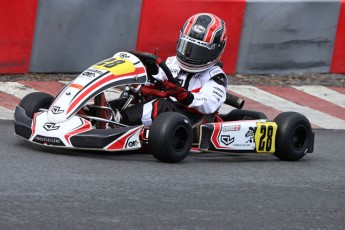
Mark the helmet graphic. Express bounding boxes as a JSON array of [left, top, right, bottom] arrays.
[[176, 13, 227, 72]]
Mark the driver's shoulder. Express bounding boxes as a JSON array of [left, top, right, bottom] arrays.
[[207, 65, 226, 78], [201, 66, 227, 87]]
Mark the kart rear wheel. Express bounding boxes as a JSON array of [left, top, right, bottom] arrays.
[[274, 112, 313, 161], [19, 92, 54, 118], [148, 112, 193, 163]]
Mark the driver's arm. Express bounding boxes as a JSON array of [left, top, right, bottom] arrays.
[[187, 74, 227, 114]]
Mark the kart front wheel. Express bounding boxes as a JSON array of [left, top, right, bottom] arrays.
[[274, 112, 314, 161], [148, 112, 193, 163], [19, 92, 54, 118]]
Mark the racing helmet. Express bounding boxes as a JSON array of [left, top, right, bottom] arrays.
[[176, 13, 227, 73]]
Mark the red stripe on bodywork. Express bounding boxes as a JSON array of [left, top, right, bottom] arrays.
[[106, 126, 142, 150], [67, 67, 145, 115], [64, 119, 92, 146], [69, 83, 84, 90], [210, 123, 225, 149], [31, 112, 41, 138]]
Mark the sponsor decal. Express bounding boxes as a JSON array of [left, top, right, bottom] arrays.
[[223, 125, 241, 132], [51, 106, 64, 115], [214, 87, 225, 94], [81, 68, 105, 79], [106, 126, 143, 150], [89, 68, 105, 75], [170, 68, 179, 75], [165, 57, 174, 64], [192, 24, 206, 34], [233, 143, 252, 147], [82, 71, 96, 78], [245, 127, 256, 143], [183, 35, 216, 49], [33, 135, 64, 146], [126, 140, 139, 148], [212, 87, 225, 102], [195, 97, 207, 101], [213, 90, 223, 98], [119, 53, 130, 58], [220, 135, 235, 146], [210, 68, 222, 77], [43, 123, 60, 131]]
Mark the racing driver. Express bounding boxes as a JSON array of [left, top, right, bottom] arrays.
[[113, 13, 228, 126]]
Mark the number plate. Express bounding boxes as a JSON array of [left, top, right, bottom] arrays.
[[254, 122, 277, 153], [93, 57, 135, 75]]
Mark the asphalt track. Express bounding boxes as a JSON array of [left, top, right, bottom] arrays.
[[1, 119, 345, 230]]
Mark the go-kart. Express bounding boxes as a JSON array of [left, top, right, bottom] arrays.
[[14, 51, 314, 163]]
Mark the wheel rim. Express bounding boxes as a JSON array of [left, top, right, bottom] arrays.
[[291, 125, 308, 150], [171, 125, 188, 152]]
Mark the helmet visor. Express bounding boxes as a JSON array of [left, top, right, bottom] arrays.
[[176, 34, 222, 65]]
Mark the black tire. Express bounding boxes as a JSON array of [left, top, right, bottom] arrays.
[[148, 112, 193, 163], [274, 112, 313, 161], [18, 92, 54, 118]]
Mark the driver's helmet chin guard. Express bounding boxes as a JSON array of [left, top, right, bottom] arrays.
[[176, 13, 227, 73]]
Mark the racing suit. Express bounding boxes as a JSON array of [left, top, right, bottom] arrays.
[[119, 56, 228, 126]]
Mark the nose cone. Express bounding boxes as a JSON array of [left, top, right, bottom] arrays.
[[47, 105, 68, 123]]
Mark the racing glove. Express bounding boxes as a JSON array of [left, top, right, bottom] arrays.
[[166, 83, 194, 106]]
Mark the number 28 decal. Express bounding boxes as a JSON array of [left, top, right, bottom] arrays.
[[93, 57, 134, 75], [96, 58, 125, 68], [254, 122, 277, 153]]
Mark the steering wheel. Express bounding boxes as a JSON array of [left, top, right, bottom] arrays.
[[128, 50, 179, 85]]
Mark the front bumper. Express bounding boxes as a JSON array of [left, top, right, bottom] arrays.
[[14, 106, 143, 151]]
